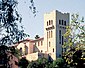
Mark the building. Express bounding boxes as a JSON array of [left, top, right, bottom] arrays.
[[44, 10, 69, 60], [16, 10, 69, 61]]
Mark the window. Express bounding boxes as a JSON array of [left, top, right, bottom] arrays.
[[47, 32, 48, 38], [59, 30, 61, 44], [53, 48, 54, 52], [38, 42, 40, 46], [51, 31, 53, 38], [62, 36, 63, 45], [47, 21, 48, 26], [62, 20, 63, 25], [49, 20, 50, 25], [41, 41, 43, 46], [41, 50, 43, 52], [35, 42, 36, 45], [64, 21, 66, 26], [51, 20, 53, 25], [49, 42, 50, 47], [59, 20, 61, 24], [20, 48, 22, 54], [49, 31, 50, 38], [25, 46, 28, 55]]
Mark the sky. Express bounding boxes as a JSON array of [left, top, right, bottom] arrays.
[[17, 0, 85, 39]]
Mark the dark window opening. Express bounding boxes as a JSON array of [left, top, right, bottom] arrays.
[[20, 48, 22, 54], [59, 30, 61, 44], [62, 36, 63, 45], [41, 50, 43, 52], [53, 48, 54, 52], [64, 21, 66, 26], [38, 42, 40, 46], [62, 20, 63, 25], [51, 20, 53, 25], [41, 41, 43, 46], [47, 21, 48, 26], [49, 42, 50, 47], [59, 20, 61, 24], [25, 46, 28, 55], [49, 20, 50, 25]]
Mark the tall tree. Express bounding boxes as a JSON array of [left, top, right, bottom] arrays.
[[0, 0, 37, 67], [62, 14, 85, 67]]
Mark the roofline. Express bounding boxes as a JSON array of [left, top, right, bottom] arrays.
[[14, 37, 44, 47]]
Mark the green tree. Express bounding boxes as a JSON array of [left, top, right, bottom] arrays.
[[63, 14, 85, 67], [19, 57, 29, 68], [0, 0, 37, 67]]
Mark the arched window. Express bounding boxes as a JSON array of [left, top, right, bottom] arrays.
[[49, 31, 50, 38], [62, 20, 63, 25], [49, 42, 50, 47], [51, 31, 53, 38], [59, 20, 61, 25], [49, 20, 50, 25], [25, 45, 28, 55], [53, 48, 54, 52], [47, 32, 48, 38], [20, 48, 22, 54], [41, 50, 43, 52], [38, 42, 40, 46], [41, 41, 43, 46], [64, 21, 66, 26], [47, 21, 48, 26], [51, 20, 53, 25]]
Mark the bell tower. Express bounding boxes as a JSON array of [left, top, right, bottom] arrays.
[[44, 10, 69, 60]]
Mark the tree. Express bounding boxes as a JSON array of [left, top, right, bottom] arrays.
[[19, 57, 29, 68], [62, 14, 85, 67], [35, 35, 40, 39], [0, 0, 37, 67]]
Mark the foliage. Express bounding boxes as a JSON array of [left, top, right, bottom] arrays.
[[0, 0, 29, 46], [19, 57, 29, 68], [35, 35, 40, 39], [27, 58, 67, 68], [29, 0, 37, 17], [63, 14, 85, 67], [9, 46, 22, 59]]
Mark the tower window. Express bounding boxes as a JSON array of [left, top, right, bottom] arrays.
[[49, 20, 50, 25], [51, 31, 53, 38], [49, 42, 50, 47], [62, 36, 64, 45], [59, 30, 61, 44], [41, 50, 43, 52], [47, 32, 48, 38], [47, 21, 48, 26], [62, 20, 63, 25], [51, 20, 53, 25], [49, 31, 50, 38], [59, 20, 61, 25], [53, 48, 54, 52], [64, 21, 66, 26]]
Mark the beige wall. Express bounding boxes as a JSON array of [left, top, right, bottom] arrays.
[[26, 52, 48, 61], [16, 40, 34, 55]]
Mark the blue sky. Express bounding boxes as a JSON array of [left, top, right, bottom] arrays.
[[18, 0, 85, 39]]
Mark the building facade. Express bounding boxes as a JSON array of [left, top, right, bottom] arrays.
[[44, 10, 69, 60], [16, 10, 69, 61]]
